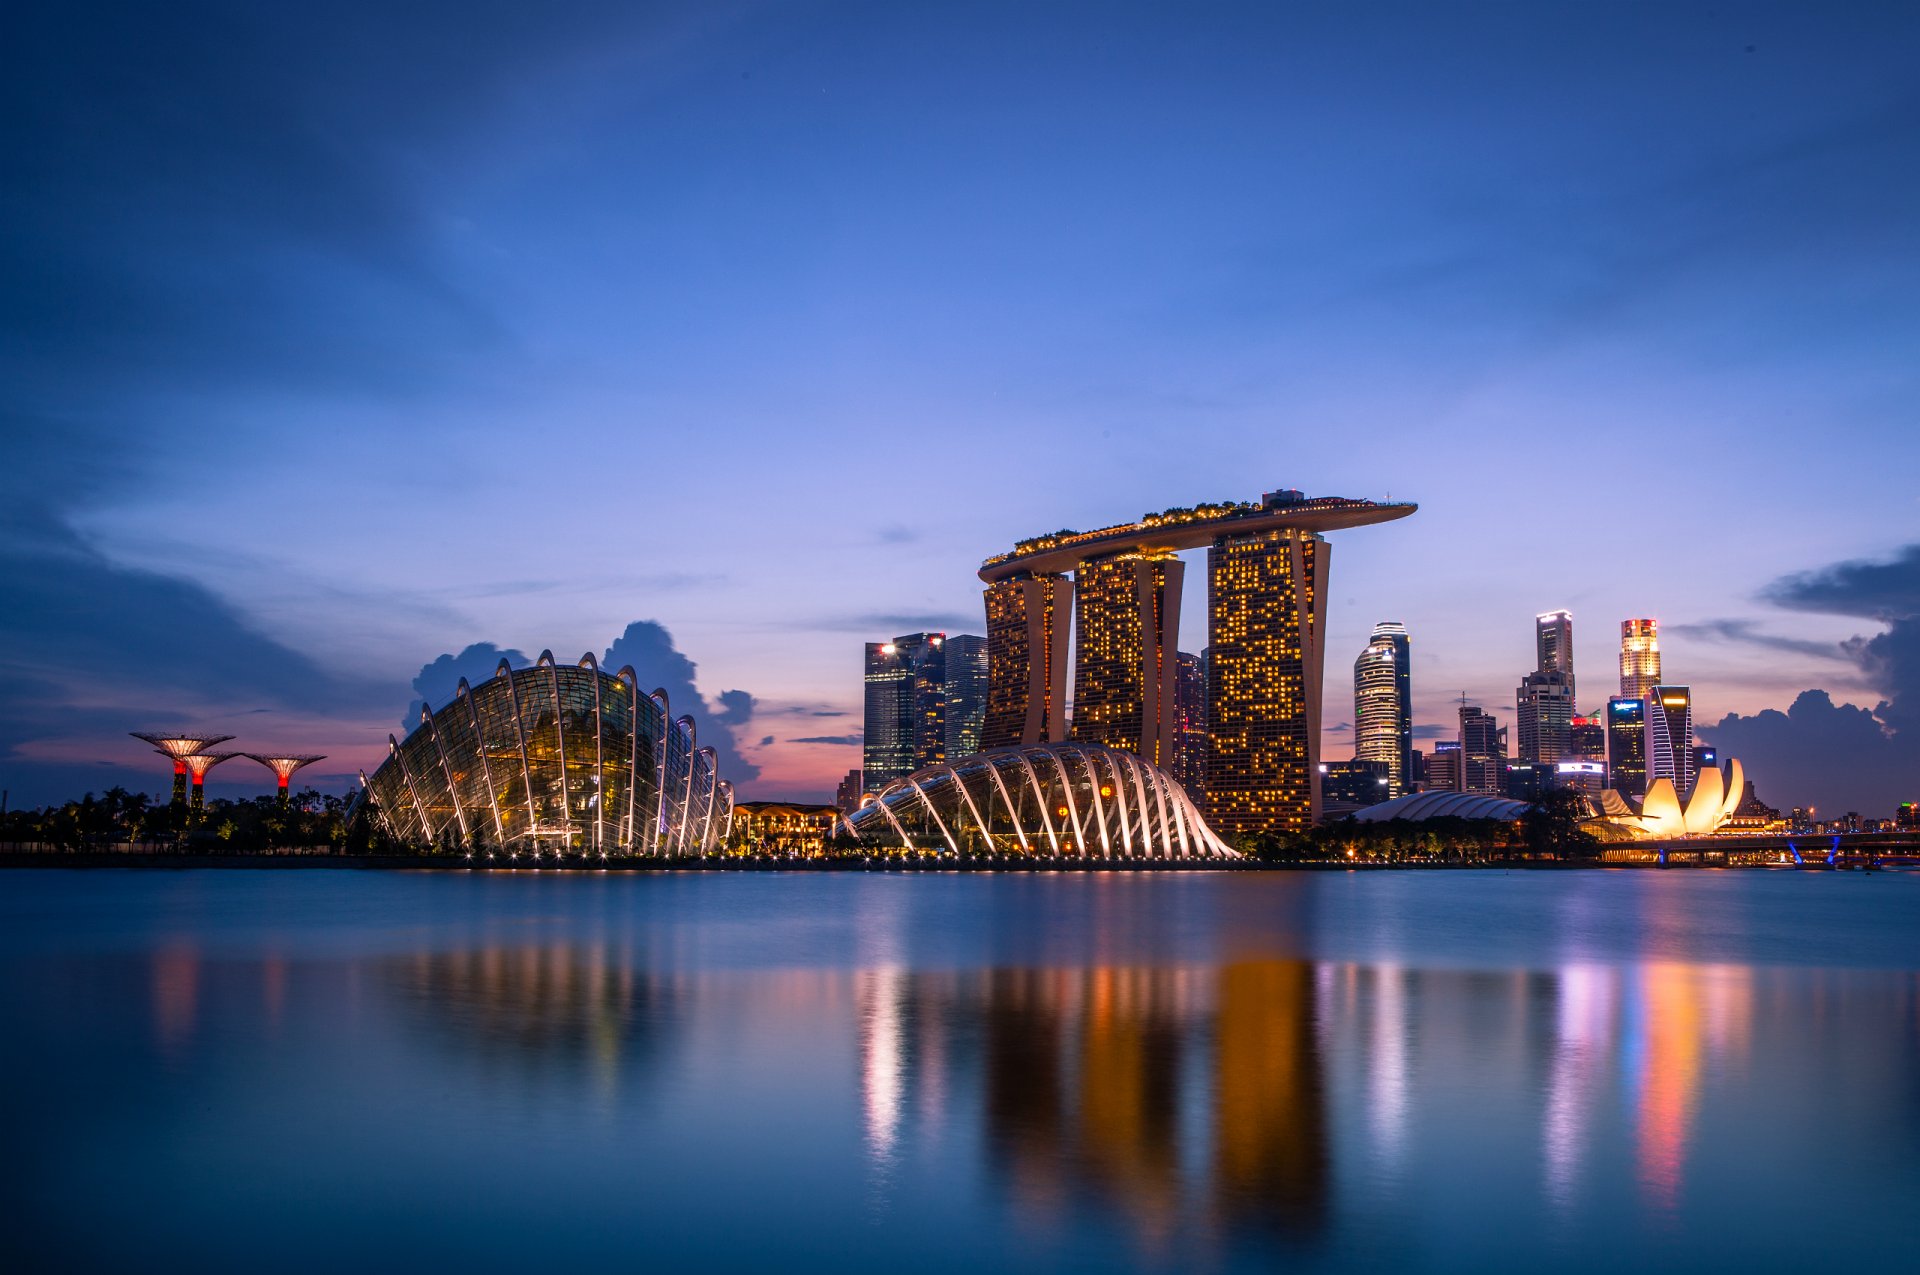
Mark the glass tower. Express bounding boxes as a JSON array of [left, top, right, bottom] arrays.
[[1645, 684, 1695, 797], [941, 634, 988, 761], [1458, 703, 1506, 796], [1605, 697, 1647, 800], [863, 633, 945, 796], [1352, 621, 1412, 797]]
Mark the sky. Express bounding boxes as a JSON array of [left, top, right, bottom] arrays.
[[4, 2, 1918, 815]]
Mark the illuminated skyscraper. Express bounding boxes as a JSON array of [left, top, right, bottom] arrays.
[[1606, 697, 1647, 799], [1620, 619, 1661, 701], [1207, 529, 1326, 833], [1071, 553, 1184, 766], [941, 634, 988, 761], [1537, 610, 1575, 701], [1171, 650, 1207, 798], [1353, 621, 1412, 797], [863, 633, 945, 795], [1645, 684, 1695, 797], [1517, 671, 1575, 763], [981, 574, 1073, 748], [1427, 740, 1462, 792], [977, 490, 1415, 834], [1458, 703, 1505, 796]]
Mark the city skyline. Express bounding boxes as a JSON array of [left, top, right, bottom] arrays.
[[5, 6, 1919, 817]]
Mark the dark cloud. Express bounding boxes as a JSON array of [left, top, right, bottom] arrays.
[[789, 735, 861, 747], [407, 643, 530, 727], [1702, 544, 1920, 813], [758, 735, 775, 747], [1324, 722, 1351, 733], [1704, 690, 1915, 816], [602, 621, 760, 783], [1412, 725, 1452, 741], [1664, 618, 1852, 662]]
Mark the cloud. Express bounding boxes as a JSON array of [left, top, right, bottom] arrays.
[[789, 735, 862, 747], [602, 621, 760, 783], [758, 735, 775, 747], [406, 642, 531, 727], [1664, 618, 1852, 662], [1701, 544, 1920, 813], [1324, 722, 1351, 733], [1411, 724, 1452, 741], [830, 612, 982, 635]]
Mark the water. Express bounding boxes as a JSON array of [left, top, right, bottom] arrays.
[[3, 868, 1917, 1273]]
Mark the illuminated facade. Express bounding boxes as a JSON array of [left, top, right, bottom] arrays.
[[1207, 529, 1326, 833], [1071, 553, 1184, 767], [730, 801, 841, 854], [844, 743, 1237, 858], [863, 633, 945, 795], [942, 634, 988, 760], [131, 733, 235, 810], [1352, 621, 1411, 797], [1606, 697, 1648, 799], [1620, 619, 1661, 701], [363, 650, 732, 855], [1516, 671, 1575, 763], [981, 574, 1072, 748], [1458, 703, 1505, 796], [1645, 685, 1695, 797], [978, 490, 1414, 833], [1537, 610, 1575, 696], [1171, 650, 1207, 799]]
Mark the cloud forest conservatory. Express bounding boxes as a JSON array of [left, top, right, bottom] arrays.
[[364, 651, 731, 855]]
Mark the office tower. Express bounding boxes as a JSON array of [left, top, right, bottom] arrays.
[[1569, 714, 1607, 764], [1690, 743, 1717, 777], [834, 769, 864, 813], [1409, 747, 1428, 790], [1171, 650, 1207, 798], [1458, 704, 1505, 796], [982, 574, 1073, 748], [1536, 610, 1575, 703], [1605, 697, 1647, 800], [942, 634, 988, 761], [1353, 621, 1413, 797], [1070, 553, 1184, 767], [1207, 529, 1327, 834], [1503, 761, 1548, 802], [1428, 741, 1462, 792], [1645, 684, 1695, 797], [1321, 759, 1391, 808], [862, 633, 945, 795], [1619, 619, 1661, 701], [1516, 671, 1575, 764]]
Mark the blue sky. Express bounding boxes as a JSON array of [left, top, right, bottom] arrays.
[[4, 2, 1917, 812]]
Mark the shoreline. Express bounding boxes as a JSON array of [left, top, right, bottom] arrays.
[[0, 851, 1837, 873]]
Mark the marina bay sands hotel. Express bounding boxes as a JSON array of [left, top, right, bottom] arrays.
[[978, 489, 1415, 834]]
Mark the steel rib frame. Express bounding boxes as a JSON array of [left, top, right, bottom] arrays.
[[500, 661, 540, 850], [458, 679, 506, 845]]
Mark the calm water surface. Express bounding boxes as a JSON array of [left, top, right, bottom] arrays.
[[3, 868, 1917, 1273]]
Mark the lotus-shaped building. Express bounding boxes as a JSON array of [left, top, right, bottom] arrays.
[[844, 743, 1237, 858], [364, 651, 732, 855], [1598, 758, 1747, 839]]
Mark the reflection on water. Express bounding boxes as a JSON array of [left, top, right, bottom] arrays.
[[5, 873, 1919, 1274]]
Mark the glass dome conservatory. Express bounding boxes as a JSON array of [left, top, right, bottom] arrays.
[[844, 744, 1236, 858], [364, 651, 731, 855]]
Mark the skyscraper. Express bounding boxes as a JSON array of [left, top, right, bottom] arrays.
[[942, 634, 988, 761], [1171, 650, 1207, 799], [1619, 619, 1660, 701], [981, 574, 1072, 748], [1353, 621, 1412, 797], [1071, 553, 1184, 766], [1517, 610, 1576, 764], [1605, 697, 1647, 800], [1516, 672, 1575, 763], [1458, 703, 1505, 796], [1207, 529, 1326, 834], [1645, 684, 1695, 797], [862, 633, 945, 795], [1536, 610, 1575, 702], [1427, 740, 1462, 792]]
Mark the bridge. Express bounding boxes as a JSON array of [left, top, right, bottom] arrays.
[[1613, 831, 1920, 868]]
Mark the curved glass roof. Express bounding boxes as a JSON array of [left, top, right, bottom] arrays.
[[1351, 791, 1533, 823], [364, 651, 730, 855], [846, 743, 1236, 858]]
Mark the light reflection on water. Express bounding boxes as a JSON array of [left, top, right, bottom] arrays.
[[2, 870, 1918, 1273]]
